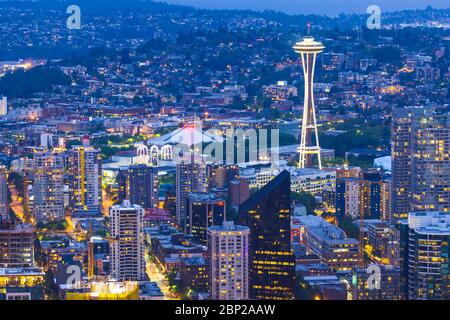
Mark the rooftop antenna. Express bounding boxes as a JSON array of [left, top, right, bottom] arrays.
[[307, 22, 312, 35]]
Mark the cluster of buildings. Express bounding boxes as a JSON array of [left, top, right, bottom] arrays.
[[0, 2, 448, 302]]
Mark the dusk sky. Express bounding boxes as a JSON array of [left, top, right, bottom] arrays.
[[161, 0, 449, 16]]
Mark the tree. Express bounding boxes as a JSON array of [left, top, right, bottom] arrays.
[[338, 216, 359, 239], [292, 192, 317, 215]]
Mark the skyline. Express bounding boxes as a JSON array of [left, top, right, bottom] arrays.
[[0, 1, 449, 305], [161, 0, 450, 16]]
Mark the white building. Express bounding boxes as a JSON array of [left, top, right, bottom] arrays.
[[208, 221, 250, 300], [32, 148, 65, 222], [0, 166, 8, 217], [110, 200, 146, 281], [405, 212, 450, 300], [0, 96, 7, 116]]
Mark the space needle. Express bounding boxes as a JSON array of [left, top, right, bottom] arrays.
[[293, 24, 325, 169]]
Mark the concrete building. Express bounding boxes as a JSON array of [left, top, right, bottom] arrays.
[[0, 222, 35, 268], [118, 164, 158, 209], [32, 148, 65, 222], [298, 215, 360, 271], [0, 166, 8, 218], [110, 201, 146, 281], [352, 265, 403, 300], [400, 211, 450, 300], [208, 221, 249, 300], [176, 160, 207, 233], [392, 107, 450, 222], [68, 141, 102, 216]]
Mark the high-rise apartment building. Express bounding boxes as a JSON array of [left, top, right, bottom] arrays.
[[110, 200, 146, 281], [392, 107, 450, 222], [68, 141, 102, 216], [239, 170, 295, 300], [118, 164, 158, 209], [336, 171, 391, 222], [32, 148, 65, 222], [186, 193, 226, 245], [176, 161, 207, 232], [400, 211, 449, 300], [0, 166, 8, 218], [208, 221, 250, 300]]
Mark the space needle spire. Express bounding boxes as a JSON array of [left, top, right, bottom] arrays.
[[293, 24, 324, 169]]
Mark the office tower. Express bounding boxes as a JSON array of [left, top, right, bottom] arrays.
[[392, 107, 450, 222], [401, 211, 449, 300], [68, 140, 102, 216], [118, 165, 158, 209], [0, 220, 35, 268], [208, 221, 250, 300], [33, 148, 65, 222], [0, 96, 7, 116], [109, 200, 146, 281], [239, 170, 295, 300], [352, 265, 403, 300], [293, 35, 325, 169], [229, 179, 250, 207], [0, 166, 8, 218], [298, 215, 360, 271], [176, 161, 207, 233], [186, 193, 226, 245]]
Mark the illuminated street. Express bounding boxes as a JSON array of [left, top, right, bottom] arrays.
[[145, 252, 177, 300]]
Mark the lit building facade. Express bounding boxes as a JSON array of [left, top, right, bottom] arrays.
[[118, 164, 158, 209], [68, 143, 102, 216], [352, 265, 403, 300], [32, 148, 65, 222], [239, 170, 295, 300], [110, 201, 146, 281], [186, 193, 226, 245], [208, 221, 249, 300], [401, 211, 449, 300], [176, 161, 207, 233], [0, 166, 8, 218], [298, 215, 360, 271], [392, 107, 450, 222], [0, 222, 34, 268]]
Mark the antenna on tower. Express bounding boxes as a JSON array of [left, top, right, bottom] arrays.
[[307, 22, 312, 35]]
